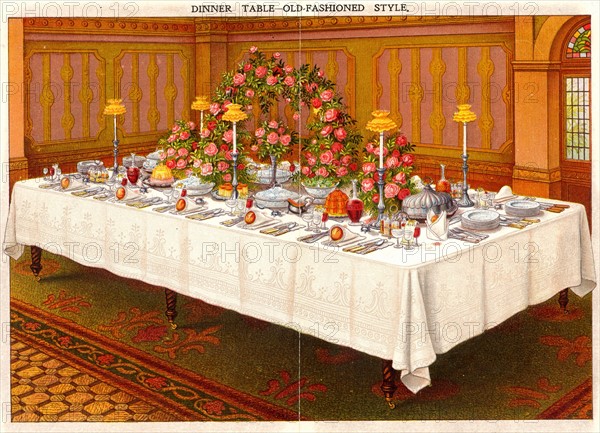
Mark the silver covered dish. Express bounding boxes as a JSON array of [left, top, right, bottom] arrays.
[[77, 160, 104, 175], [401, 184, 458, 220]]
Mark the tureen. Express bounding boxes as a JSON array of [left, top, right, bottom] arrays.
[[401, 184, 458, 220]]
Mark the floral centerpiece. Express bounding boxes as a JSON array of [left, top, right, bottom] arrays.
[[252, 119, 298, 159], [358, 132, 418, 216]]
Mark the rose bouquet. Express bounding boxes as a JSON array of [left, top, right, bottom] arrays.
[[358, 132, 418, 216], [252, 119, 298, 160]]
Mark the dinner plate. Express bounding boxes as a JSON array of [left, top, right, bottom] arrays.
[[504, 200, 541, 217], [461, 209, 500, 230], [143, 178, 174, 188]]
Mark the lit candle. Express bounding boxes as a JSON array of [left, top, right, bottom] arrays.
[[233, 122, 237, 154], [200, 110, 204, 132], [463, 122, 467, 155], [379, 132, 384, 168]]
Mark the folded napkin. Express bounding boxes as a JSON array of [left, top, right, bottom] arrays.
[[239, 211, 273, 228], [59, 177, 85, 191], [426, 209, 448, 241], [114, 186, 140, 201], [493, 185, 518, 203]]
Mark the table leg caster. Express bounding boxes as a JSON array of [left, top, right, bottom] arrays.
[[169, 322, 178, 330], [165, 288, 178, 330], [558, 289, 569, 314], [30, 246, 43, 282], [385, 398, 396, 409], [381, 360, 397, 410]]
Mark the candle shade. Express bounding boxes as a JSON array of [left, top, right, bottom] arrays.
[[191, 95, 210, 112], [103, 99, 126, 116], [366, 110, 397, 133], [452, 104, 477, 124], [452, 104, 476, 208], [222, 103, 248, 123]]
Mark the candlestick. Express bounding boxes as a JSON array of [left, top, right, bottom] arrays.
[[200, 110, 204, 132], [103, 99, 126, 181], [379, 132, 384, 169], [231, 151, 239, 199], [452, 105, 477, 208], [233, 122, 237, 154], [463, 122, 467, 155], [376, 166, 386, 225]]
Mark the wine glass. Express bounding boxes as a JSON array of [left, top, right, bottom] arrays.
[[236, 199, 246, 216], [42, 167, 49, 181], [312, 210, 323, 233], [301, 210, 314, 231], [413, 226, 421, 247], [225, 198, 237, 216], [321, 212, 329, 231], [391, 227, 404, 249]]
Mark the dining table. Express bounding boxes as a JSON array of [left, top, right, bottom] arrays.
[[3, 176, 596, 408]]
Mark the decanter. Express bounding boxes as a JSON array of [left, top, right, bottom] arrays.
[[436, 164, 451, 193], [346, 179, 364, 225]]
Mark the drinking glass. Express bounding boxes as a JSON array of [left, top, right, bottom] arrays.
[[236, 199, 246, 216], [42, 167, 49, 181], [413, 226, 421, 247], [391, 228, 404, 249], [301, 211, 314, 231], [225, 198, 237, 216], [312, 210, 323, 232], [320, 212, 329, 231]]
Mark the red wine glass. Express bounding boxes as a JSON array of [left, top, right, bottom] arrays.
[[413, 226, 421, 247]]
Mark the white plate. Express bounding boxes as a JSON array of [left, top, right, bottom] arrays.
[[461, 209, 500, 230], [504, 200, 541, 217]]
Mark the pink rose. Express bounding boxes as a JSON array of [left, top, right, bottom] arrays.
[[167, 147, 176, 156], [393, 172, 406, 184], [397, 188, 411, 200], [255, 66, 267, 78], [243, 63, 252, 72], [179, 130, 190, 140], [320, 150, 334, 165], [331, 142, 343, 153], [193, 159, 202, 168], [268, 120, 279, 129], [187, 121, 195, 130], [336, 166, 348, 177], [372, 194, 380, 204], [225, 150, 233, 160], [233, 73, 246, 87], [307, 156, 317, 166], [293, 112, 300, 120], [365, 142, 375, 153], [223, 173, 232, 182], [320, 89, 333, 101], [284, 65, 294, 74], [396, 134, 408, 146], [402, 154, 415, 166], [318, 70, 324, 78], [209, 103, 221, 115], [249, 45, 258, 53], [204, 143, 218, 156], [385, 156, 399, 169], [284, 75, 295, 87], [222, 129, 234, 144], [207, 120, 217, 131], [341, 155, 352, 165], [301, 166, 311, 176], [267, 132, 279, 145], [245, 89, 255, 98], [166, 160, 176, 169], [311, 98, 322, 109], [273, 52, 281, 59], [316, 166, 329, 177], [217, 161, 229, 171], [255, 127, 265, 138], [266, 76, 278, 86], [178, 147, 189, 157], [280, 134, 291, 145], [158, 151, 166, 161], [374, 147, 389, 158], [251, 145, 259, 152], [200, 163, 213, 176], [362, 162, 376, 174], [176, 158, 187, 169], [171, 124, 181, 133], [361, 178, 375, 192], [320, 125, 333, 137], [324, 108, 339, 122], [201, 129, 210, 138], [167, 134, 178, 143], [384, 183, 400, 199], [334, 127, 347, 141]]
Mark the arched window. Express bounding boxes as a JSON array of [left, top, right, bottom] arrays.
[[566, 23, 591, 58]]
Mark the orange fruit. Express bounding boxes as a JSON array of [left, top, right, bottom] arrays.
[[175, 198, 187, 211], [60, 177, 70, 189], [115, 187, 126, 200], [330, 226, 344, 241], [244, 211, 256, 224], [431, 215, 439, 223]]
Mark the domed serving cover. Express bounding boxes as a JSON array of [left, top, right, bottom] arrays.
[[401, 184, 457, 220], [325, 189, 349, 217]]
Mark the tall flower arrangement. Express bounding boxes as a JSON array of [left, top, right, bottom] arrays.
[[358, 132, 417, 216], [252, 119, 298, 160]]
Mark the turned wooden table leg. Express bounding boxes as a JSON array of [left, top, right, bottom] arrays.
[[381, 360, 397, 409], [30, 246, 43, 282], [165, 289, 178, 329], [558, 288, 569, 314]]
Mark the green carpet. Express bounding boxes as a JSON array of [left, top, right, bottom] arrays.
[[10, 249, 592, 420]]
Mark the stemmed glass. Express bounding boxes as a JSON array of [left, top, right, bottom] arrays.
[[42, 167, 49, 181], [320, 212, 329, 231], [312, 210, 323, 233], [301, 210, 314, 231], [236, 199, 246, 216], [413, 226, 421, 247], [225, 198, 237, 216], [391, 227, 404, 249]]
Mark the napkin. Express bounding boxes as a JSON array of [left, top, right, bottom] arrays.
[[426, 209, 448, 241], [114, 186, 140, 201], [493, 185, 518, 203], [60, 177, 85, 191], [240, 211, 273, 229]]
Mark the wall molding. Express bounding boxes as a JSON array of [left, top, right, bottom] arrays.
[[23, 18, 195, 36], [513, 165, 561, 183]]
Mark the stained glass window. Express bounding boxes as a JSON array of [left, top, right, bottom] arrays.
[[565, 77, 590, 161], [566, 23, 591, 58]]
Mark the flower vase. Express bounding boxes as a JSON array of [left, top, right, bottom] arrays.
[[269, 154, 278, 188]]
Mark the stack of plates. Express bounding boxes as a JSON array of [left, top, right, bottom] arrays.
[[461, 209, 500, 230], [504, 200, 541, 217]]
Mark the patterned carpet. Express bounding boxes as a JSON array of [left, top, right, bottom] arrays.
[[8, 249, 593, 421]]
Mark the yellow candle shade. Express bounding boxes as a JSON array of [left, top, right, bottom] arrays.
[[191, 95, 210, 111], [103, 99, 126, 116], [222, 103, 248, 123], [452, 104, 477, 123], [366, 110, 397, 133]]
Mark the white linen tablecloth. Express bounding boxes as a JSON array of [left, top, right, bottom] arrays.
[[3, 179, 596, 393]]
